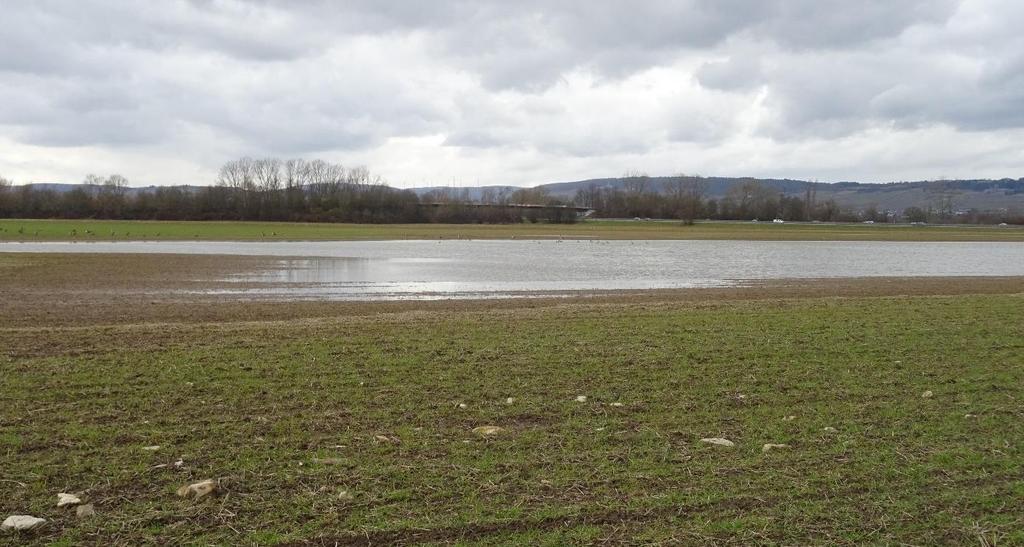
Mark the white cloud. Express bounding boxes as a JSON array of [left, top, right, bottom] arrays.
[[0, 0, 1021, 187]]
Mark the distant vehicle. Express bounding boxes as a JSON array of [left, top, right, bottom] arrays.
[[999, 222, 1008, 226], [772, 219, 784, 223], [751, 219, 759, 223], [863, 220, 874, 224]]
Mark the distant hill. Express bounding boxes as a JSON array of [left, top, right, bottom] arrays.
[[408, 185, 519, 202], [412, 177, 1024, 212], [16, 183, 203, 195]]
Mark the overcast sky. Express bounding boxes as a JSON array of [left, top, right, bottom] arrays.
[[1, 0, 1022, 187]]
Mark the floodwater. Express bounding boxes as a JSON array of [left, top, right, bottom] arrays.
[[3, 240, 1024, 300]]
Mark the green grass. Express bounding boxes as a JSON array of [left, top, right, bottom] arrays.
[[1, 294, 1021, 544], [1, 218, 1022, 241]]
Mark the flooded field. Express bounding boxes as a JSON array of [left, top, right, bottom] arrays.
[[3, 239, 1023, 299]]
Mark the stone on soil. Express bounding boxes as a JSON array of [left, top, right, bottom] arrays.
[[176, 479, 217, 499], [2, 515, 45, 531], [56, 493, 81, 507], [700, 437, 735, 447], [472, 425, 505, 436]]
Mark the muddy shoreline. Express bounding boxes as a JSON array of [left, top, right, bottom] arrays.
[[2, 252, 1022, 328]]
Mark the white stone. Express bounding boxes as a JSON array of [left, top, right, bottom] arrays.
[[142, 445, 160, 451], [575, 395, 587, 403], [782, 415, 796, 421], [472, 425, 505, 436], [700, 437, 735, 447], [176, 479, 217, 499], [2, 515, 45, 531], [823, 427, 837, 433], [921, 390, 934, 398], [609, 402, 624, 407], [56, 493, 81, 507], [457, 403, 468, 409], [762, 443, 789, 453], [505, 397, 515, 405]]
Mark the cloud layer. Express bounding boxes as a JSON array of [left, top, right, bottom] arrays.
[[1, 0, 1021, 186]]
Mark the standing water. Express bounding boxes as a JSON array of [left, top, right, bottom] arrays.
[[2, 239, 1023, 299]]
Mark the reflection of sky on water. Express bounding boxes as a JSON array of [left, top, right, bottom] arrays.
[[3, 239, 1024, 300]]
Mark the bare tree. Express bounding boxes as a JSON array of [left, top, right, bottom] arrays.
[[479, 188, 498, 204], [97, 174, 129, 218], [217, 158, 255, 191], [253, 158, 282, 192], [622, 170, 649, 195], [803, 180, 817, 221], [0, 175, 12, 216], [284, 158, 306, 190], [347, 165, 372, 186], [304, 159, 341, 187]]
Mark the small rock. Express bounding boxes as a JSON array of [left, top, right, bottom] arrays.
[[373, 434, 399, 444], [921, 390, 933, 398], [76, 504, 95, 518], [575, 395, 587, 403], [56, 493, 81, 507], [505, 397, 515, 405], [782, 415, 796, 421], [457, 403, 468, 409], [762, 443, 789, 453], [700, 437, 735, 447], [964, 413, 977, 418], [472, 425, 505, 436], [176, 479, 218, 499], [142, 445, 160, 451], [1, 515, 45, 531], [337, 490, 354, 501], [173, 459, 184, 468], [823, 427, 837, 433], [609, 402, 625, 407]]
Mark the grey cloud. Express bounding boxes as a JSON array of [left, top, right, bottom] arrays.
[[1, 0, 1023, 185], [750, 0, 960, 48], [696, 55, 765, 91]]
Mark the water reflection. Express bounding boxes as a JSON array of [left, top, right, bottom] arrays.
[[3, 239, 1023, 300]]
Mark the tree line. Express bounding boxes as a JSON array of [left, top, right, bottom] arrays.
[[0, 159, 576, 224], [574, 173, 1023, 224], [1, 165, 1020, 225]]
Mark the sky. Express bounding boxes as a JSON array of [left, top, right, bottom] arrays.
[[1, 0, 1023, 188]]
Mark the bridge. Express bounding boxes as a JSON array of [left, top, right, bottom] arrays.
[[420, 202, 594, 216]]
